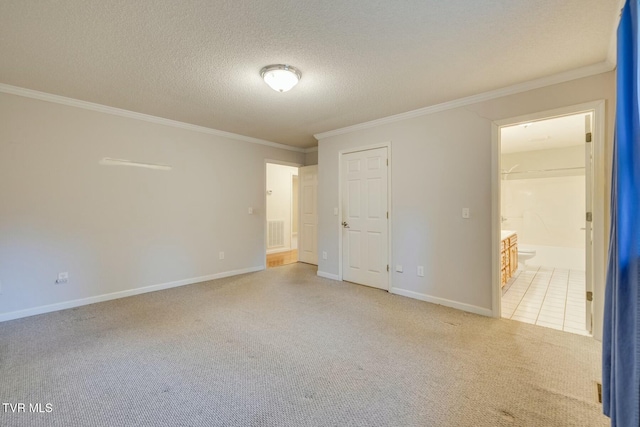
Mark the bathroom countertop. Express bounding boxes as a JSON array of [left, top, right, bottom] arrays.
[[501, 230, 516, 240]]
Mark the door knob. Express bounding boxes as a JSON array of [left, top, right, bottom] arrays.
[[342, 221, 350, 228]]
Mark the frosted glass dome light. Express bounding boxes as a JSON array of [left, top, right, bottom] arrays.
[[260, 64, 301, 92]]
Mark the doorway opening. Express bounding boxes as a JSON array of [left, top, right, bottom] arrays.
[[497, 111, 596, 336], [266, 163, 299, 268]]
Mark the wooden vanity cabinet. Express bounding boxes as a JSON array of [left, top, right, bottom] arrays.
[[509, 235, 518, 276], [501, 234, 518, 287]]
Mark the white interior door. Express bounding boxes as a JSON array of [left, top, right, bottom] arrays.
[[299, 165, 318, 265], [585, 114, 594, 333], [341, 147, 389, 290]]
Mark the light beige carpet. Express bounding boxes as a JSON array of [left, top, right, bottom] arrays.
[[0, 263, 608, 426]]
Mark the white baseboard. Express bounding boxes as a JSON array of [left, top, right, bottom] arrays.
[[317, 271, 341, 281], [389, 287, 493, 317], [0, 266, 264, 323]]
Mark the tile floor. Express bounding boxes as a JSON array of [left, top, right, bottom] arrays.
[[501, 265, 590, 336]]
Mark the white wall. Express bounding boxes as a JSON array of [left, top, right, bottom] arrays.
[[503, 176, 586, 269], [266, 163, 298, 253], [502, 145, 585, 180], [502, 146, 586, 270], [0, 92, 304, 319], [304, 150, 318, 166], [503, 176, 585, 249], [317, 72, 615, 322]]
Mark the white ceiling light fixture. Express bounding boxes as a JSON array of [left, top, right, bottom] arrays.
[[260, 64, 301, 93]]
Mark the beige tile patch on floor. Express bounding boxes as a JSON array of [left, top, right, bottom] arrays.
[[501, 265, 589, 336]]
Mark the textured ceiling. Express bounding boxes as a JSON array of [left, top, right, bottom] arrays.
[[0, 1, 621, 148]]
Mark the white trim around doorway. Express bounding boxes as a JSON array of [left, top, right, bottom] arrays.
[[490, 100, 607, 340], [264, 159, 303, 268]]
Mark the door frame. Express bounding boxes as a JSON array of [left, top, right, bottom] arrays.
[[337, 142, 393, 290], [490, 100, 606, 339], [290, 172, 299, 251], [298, 164, 319, 265], [264, 159, 303, 267]]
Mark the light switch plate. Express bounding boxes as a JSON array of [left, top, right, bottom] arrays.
[[417, 266, 424, 277], [395, 265, 403, 273], [219, 251, 225, 260], [333, 207, 338, 215], [462, 208, 470, 219], [248, 207, 253, 214], [322, 251, 327, 260]]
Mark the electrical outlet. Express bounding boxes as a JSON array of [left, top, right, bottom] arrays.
[[333, 207, 338, 216], [248, 207, 253, 215], [219, 251, 225, 260], [462, 208, 470, 219], [322, 251, 327, 260], [56, 272, 69, 284], [417, 266, 424, 277], [395, 265, 403, 273]]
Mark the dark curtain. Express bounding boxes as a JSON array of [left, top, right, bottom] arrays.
[[603, 1, 640, 426]]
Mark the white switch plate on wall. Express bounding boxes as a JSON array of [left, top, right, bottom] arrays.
[[417, 266, 424, 277], [462, 208, 470, 218], [395, 265, 403, 273], [248, 207, 253, 214], [333, 207, 338, 215], [322, 251, 327, 260], [56, 272, 69, 284], [219, 251, 225, 260]]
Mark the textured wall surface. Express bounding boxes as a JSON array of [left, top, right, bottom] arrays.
[[0, 93, 304, 317], [317, 72, 615, 335]]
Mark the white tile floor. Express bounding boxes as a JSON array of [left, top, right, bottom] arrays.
[[501, 265, 590, 336]]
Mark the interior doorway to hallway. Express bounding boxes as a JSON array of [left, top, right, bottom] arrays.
[[266, 162, 299, 268]]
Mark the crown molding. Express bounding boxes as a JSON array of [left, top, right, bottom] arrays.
[[304, 146, 318, 153], [0, 83, 306, 153], [314, 60, 615, 141]]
